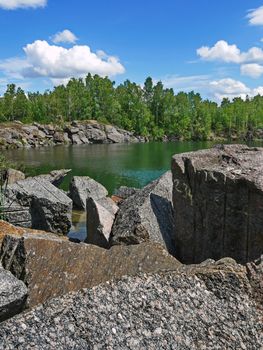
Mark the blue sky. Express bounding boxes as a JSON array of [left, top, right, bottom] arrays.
[[0, 0, 263, 101]]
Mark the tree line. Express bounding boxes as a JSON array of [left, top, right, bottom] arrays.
[[0, 75, 262, 140]]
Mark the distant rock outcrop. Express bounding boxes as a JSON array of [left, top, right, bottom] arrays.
[[0, 121, 146, 150], [172, 144, 263, 264]]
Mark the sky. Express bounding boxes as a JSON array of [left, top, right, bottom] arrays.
[[0, 0, 263, 101]]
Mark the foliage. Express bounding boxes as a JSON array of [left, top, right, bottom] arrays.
[[0, 76, 263, 140]]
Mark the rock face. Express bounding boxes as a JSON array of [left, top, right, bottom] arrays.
[[3, 178, 72, 234], [0, 233, 180, 308], [172, 144, 263, 264], [69, 176, 108, 210], [85, 197, 119, 248], [0, 268, 27, 322], [0, 121, 146, 150], [0, 263, 261, 349], [110, 171, 175, 255]]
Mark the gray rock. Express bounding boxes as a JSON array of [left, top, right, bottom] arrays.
[[85, 197, 118, 248], [110, 171, 175, 255], [114, 186, 140, 199], [0, 268, 27, 322], [0, 233, 180, 308], [4, 178, 72, 234], [85, 124, 107, 143], [3, 168, 25, 186], [172, 144, 263, 264], [0, 264, 261, 349], [32, 169, 71, 187], [69, 176, 108, 210], [105, 125, 125, 143]]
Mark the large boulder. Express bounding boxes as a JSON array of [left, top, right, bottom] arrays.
[[85, 197, 119, 248], [0, 233, 180, 308], [31, 169, 71, 187], [69, 176, 108, 210], [0, 262, 261, 349], [110, 171, 175, 255], [172, 144, 263, 264], [0, 268, 27, 322], [3, 168, 25, 186], [3, 178, 72, 234], [114, 186, 140, 200]]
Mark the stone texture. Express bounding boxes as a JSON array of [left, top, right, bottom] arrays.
[[111, 171, 175, 255], [32, 169, 71, 187], [172, 144, 263, 264], [3, 168, 25, 186], [0, 262, 261, 349], [114, 186, 140, 200], [85, 197, 118, 248], [3, 178, 72, 234], [69, 176, 108, 210], [0, 268, 27, 322], [0, 233, 180, 308]]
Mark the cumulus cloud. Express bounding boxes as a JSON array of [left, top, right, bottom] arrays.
[[210, 78, 263, 101], [241, 63, 263, 78], [0, 40, 125, 85], [247, 6, 263, 26], [0, 0, 46, 10], [197, 40, 263, 64], [52, 30, 78, 44], [197, 40, 242, 63]]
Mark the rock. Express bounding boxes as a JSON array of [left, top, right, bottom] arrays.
[[3, 168, 25, 186], [32, 169, 71, 187], [69, 176, 108, 210], [0, 233, 180, 308], [0, 264, 261, 349], [105, 125, 125, 143], [110, 171, 175, 255], [85, 124, 107, 143], [114, 186, 140, 200], [4, 178, 72, 234], [172, 144, 263, 264], [85, 197, 118, 248], [0, 268, 27, 322]]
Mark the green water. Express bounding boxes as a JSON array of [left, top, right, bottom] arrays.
[[2, 141, 244, 193], [3, 141, 262, 240]]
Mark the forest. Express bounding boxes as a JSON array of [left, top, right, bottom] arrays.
[[0, 74, 263, 140]]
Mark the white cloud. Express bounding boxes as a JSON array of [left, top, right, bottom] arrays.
[[241, 63, 263, 78], [52, 30, 78, 44], [197, 40, 263, 64], [247, 6, 263, 26], [0, 40, 125, 85], [197, 40, 242, 63], [0, 0, 46, 10], [210, 78, 263, 101]]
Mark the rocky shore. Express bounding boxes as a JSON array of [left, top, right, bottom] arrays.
[[0, 120, 146, 149], [0, 144, 262, 348]]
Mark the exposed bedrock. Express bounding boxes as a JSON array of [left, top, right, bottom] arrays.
[[172, 144, 263, 264], [110, 171, 175, 255]]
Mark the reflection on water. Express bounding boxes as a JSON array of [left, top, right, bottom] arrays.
[[69, 210, 87, 241]]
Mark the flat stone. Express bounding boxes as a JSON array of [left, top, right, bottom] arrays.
[[0, 233, 180, 308]]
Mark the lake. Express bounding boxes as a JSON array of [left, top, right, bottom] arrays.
[[4, 140, 263, 239]]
